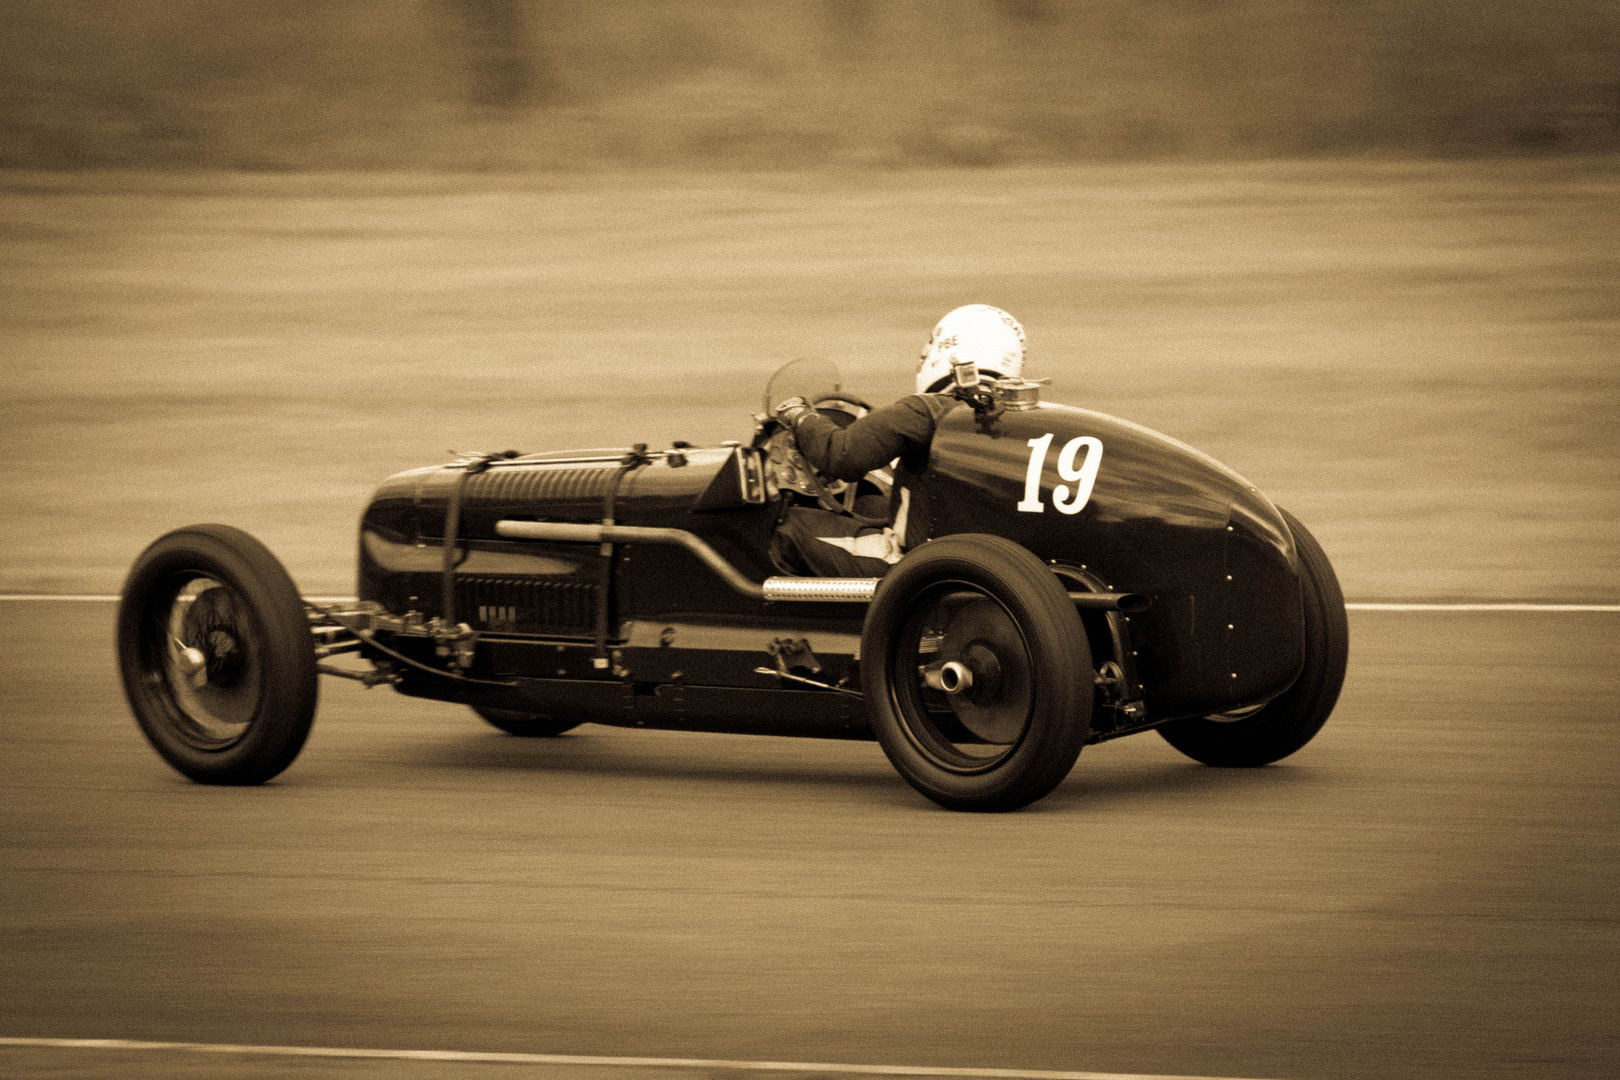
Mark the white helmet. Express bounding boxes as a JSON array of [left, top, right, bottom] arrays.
[[916, 304, 1026, 394]]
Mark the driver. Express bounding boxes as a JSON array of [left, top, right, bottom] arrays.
[[769, 304, 1026, 577]]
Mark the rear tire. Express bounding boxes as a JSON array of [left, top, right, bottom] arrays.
[[862, 534, 1092, 812], [117, 524, 318, 784], [471, 706, 581, 738], [1157, 509, 1348, 767]]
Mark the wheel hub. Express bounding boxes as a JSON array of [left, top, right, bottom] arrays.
[[165, 581, 261, 738], [935, 597, 1032, 745]]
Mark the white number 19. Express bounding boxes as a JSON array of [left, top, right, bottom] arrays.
[[1017, 434, 1103, 515]]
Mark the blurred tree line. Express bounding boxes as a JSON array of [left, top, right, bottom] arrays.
[[2, 0, 1616, 168]]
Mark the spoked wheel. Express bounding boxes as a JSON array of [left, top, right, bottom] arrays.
[[471, 706, 582, 738], [1158, 508, 1348, 767], [117, 524, 318, 784], [862, 534, 1092, 812]]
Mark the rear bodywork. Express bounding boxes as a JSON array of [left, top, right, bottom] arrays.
[[354, 399, 1305, 741]]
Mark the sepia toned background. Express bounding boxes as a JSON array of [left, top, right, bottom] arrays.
[[1, 1, 1617, 599], [2, 5, 1618, 1080], [1, 157, 1617, 600], [5, 0, 1620, 169]]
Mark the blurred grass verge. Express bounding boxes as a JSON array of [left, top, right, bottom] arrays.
[[1, 158, 1615, 599], [1, 0, 1617, 169]]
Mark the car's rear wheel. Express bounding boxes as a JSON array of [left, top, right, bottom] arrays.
[[471, 706, 581, 737], [861, 534, 1093, 812], [117, 524, 318, 784], [1158, 508, 1348, 766]]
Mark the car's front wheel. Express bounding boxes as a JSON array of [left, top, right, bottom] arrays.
[[117, 524, 318, 784], [861, 534, 1093, 812], [1158, 508, 1348, 766]]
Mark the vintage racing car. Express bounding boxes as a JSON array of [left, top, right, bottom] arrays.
[[117, 360, 1349, 811]]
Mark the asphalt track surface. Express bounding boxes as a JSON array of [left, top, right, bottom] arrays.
[[3, 600, 1616, 1080]]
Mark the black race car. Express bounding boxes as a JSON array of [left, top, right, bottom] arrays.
[[117, 360, 1348, 811]]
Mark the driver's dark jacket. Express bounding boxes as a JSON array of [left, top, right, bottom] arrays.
[[793, 394, 956, 481], [791, 394, 957, 549]]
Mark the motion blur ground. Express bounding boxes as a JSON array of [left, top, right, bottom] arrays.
[[1, 158, 1617, 600], [5, 158, 1615, 1077], [2, 601, 1618, 1080]]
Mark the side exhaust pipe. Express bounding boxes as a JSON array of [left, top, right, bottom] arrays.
[[496, 520, 1149, 611]]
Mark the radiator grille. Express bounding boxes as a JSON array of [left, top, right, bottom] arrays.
[[457, 575, 597, 635], [464, 466, 618, 507]]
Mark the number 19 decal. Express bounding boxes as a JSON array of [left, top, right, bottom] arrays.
[[1017, 434, 1103, 515]]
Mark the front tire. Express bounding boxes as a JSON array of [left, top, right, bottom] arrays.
[[862, 534, 1093, 812], [1158, 508, 1348, 767], [471, 706, 581, 738], [117, 524, 318, 784]]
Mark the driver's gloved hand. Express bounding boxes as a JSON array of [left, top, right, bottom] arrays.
[[774, 396, 817, 429]]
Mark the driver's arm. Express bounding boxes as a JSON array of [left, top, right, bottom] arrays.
[[789, 396, 949, 482]]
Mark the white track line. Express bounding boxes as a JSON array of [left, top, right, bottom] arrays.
[[0, 594, 122, 602], [0, 594, 357, 603], [1343, 602, 1620, 612], [3, 595, 1617, 612], [0, 1038, 1276, 1080]]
